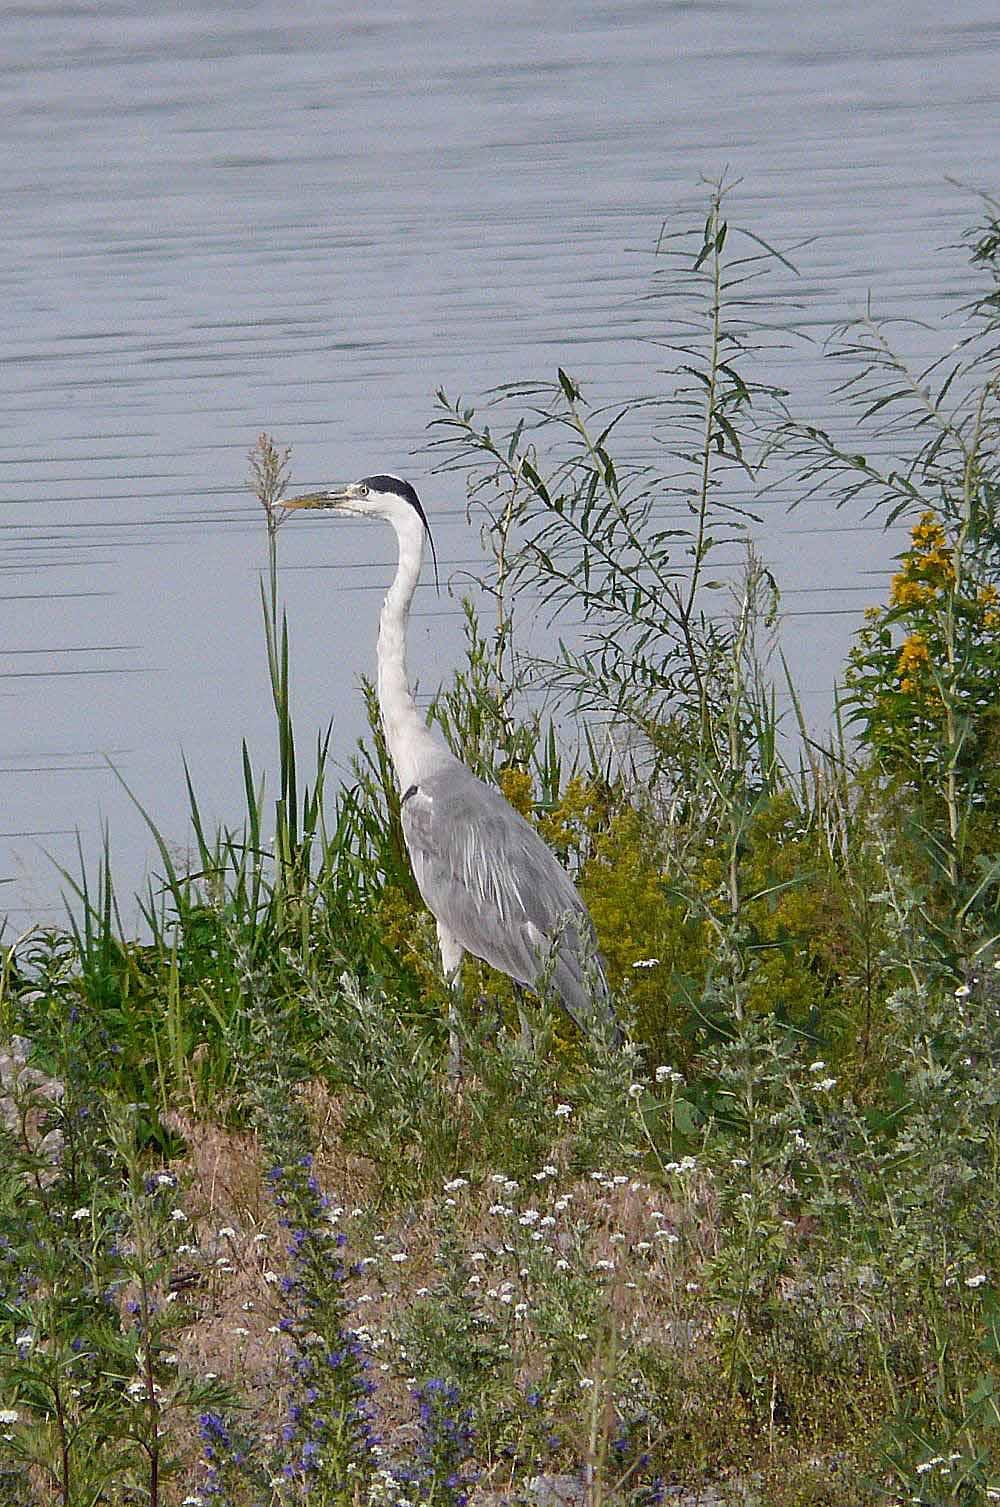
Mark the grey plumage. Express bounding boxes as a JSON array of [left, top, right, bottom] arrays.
[[400, 756, 617, 1037]]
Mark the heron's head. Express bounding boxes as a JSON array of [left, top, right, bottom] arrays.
[[284, 473, 438, 582]]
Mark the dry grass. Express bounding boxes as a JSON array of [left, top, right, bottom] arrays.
[[150, 1087, 731, 1501]]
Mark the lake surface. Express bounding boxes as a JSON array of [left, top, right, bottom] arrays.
[[2, 0, 999, 926]]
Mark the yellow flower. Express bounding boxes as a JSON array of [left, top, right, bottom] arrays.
[[896, 631, 930, 686], [890, 577, 933, 609], [911, 511, 946, 550], [497, 766, 534, 819]]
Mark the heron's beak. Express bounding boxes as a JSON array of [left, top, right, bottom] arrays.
[[282, 485, 356, 511]]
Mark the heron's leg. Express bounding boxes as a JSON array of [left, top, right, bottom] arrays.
[[437, 923, 465, 1083], [514, 983, 534, 1056]]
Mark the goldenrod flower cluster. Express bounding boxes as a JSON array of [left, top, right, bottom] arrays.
[[889, 510, 955, 614], [896, 631, 930, 695]]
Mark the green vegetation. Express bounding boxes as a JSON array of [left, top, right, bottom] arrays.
[[1, 184, 999, 1506]]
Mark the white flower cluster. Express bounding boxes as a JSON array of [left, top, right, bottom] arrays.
[[663, 1155, 697, 1174]]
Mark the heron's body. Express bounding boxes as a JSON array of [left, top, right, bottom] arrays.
[[401, 761, 608, 1033], [285, 473, 618, 1048]]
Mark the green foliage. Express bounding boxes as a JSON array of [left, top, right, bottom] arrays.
[[0, 1011, 229, 1505]]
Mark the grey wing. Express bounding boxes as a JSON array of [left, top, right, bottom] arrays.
[[400, 763, 616, 1036]]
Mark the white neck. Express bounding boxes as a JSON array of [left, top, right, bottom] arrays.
[[377, 506, 447, 790]]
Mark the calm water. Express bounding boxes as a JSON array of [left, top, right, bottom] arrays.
[[2, 0, 999, 924]]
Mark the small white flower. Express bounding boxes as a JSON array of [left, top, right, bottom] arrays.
[[954, 983, 971, 999], [540, 1215, 556, 1228], [814, 1077, 837, 1092], [519, 1210, 540, 1226], [468, 1274, 482, 1286], [390, 1252, 408, 1264], [231, 1327, 250, 1338], [631, 957, 660, 970], [162, 1353, 178, 1366], [218, 1226, 236, 1239], [71, 1207, 90, 1221], [612, 1174, 629, 1185], [965, 1272, 987, 1288], [0, 1409, 18, 1425], [594, 1259, 614, 1271], [443, 1177, 468, 1193], [636, 1241, 651, 1253], [182, 1496, 205, 1506], [578, 1377, 595, 1389], [555, 1258, 570, 1271], [554, 1103, 573, 1119], [628, 1083, 643, 1099], [469, 1251, 486, 1264], [809, 1060, 827, 1073], [169, 1209, 187, 1223], [15, 1332, 33, 1353], [155, 1172, 176, 1187], [416, 1286, 430, 1296]]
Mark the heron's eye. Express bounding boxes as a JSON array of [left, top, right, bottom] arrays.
[[358, 484, 369, 497]]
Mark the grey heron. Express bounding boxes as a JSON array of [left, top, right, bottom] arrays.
[[284, 474, 621, 1069]]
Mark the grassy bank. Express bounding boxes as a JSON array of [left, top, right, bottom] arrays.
[[1, 185, 999, 1506]]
